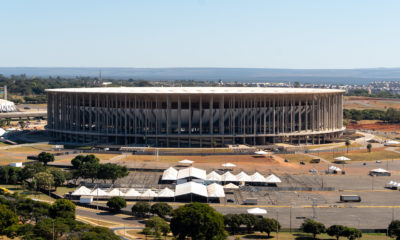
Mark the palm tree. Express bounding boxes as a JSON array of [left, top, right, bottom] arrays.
[[345, 139, 351, 153], [367, 143, 372, 153]]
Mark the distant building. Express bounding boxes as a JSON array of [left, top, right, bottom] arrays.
[[46, 87, 345, 147]]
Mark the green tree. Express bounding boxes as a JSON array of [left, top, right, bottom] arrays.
[[367, 143, 372, 153], [327, 225, 346, 240], [146, 216, 170, 238], [170, 202, 226, 240], [19, 162, 45, 181], [300, 218, 326, 239], [342, 227, 362, 240], [107, 197, 126, 212], [150, 202, 173, 219], [50, 168, 66, 190], [79, 156, 100, 183], [34, 218, 70, 239], [0, 204, 18, 234], [224, 214, 243, 235], [240, 213, 258, 233], [98, 163, 129, 183], [388, 220, 400, 239], [255, 217, 281, 238], [132, 202, 151, 218], [345, 139, 351, 153], [37, 152, 54, 166], [33, 171, 55, 191], [49, 199, 76, 219]]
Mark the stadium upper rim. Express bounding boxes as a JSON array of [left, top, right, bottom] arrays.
[[45, 87, 345, 94]]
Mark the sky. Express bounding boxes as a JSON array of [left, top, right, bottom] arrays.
[[1, 0, 400, 69]]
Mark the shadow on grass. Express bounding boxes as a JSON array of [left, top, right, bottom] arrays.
[[292, 233, 333, 240], [242, 234, 272, 239]]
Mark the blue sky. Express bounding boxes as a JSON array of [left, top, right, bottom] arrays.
[[1, 0, 400, 69]]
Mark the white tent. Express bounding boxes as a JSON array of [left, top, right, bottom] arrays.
[[265, 174, 281, 183], [175, 181, 208, 197], [162, 167, 178, 181], [179, 159, 194, 164], [223, 183, 239, 189], [177, 167, 207, 180], [124, 188, 141, 197], [72, 186, 92, 196], [247, 207, 267, 215], [254, 150, 268, 155], [329, 166, 342, 171], [157, 187, 175, 198], [371, 168, 389, 173], [141, 189, 157, 198], [250, 172, 267, 183], [108, 188, 125, 197], [385, 140, 400, 146], [236, 171, 251, 182], [221, 163, 236, 168], [222, 171, 238, 182], [206, 171, 222, 181], [206, 183, 225, 198], [335, 156, 351, 161], [0, 128, 6, 137], [90, 188, 108, 196]]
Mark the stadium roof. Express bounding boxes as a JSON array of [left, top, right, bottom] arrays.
[[46, 87, 344, 94]]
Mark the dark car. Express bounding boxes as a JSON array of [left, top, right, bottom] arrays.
[[300, 161, 305, 165], [227, 199, 234, 203], [24, 107, 31, 110]]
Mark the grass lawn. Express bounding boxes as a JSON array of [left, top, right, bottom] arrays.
[[277, 154, 315, 163], [0, 184, 55, 202], [55, 186, 76, 196], [319, 148, 400, 162]]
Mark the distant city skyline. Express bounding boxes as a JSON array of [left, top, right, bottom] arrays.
[[1, 1, 400, 69]]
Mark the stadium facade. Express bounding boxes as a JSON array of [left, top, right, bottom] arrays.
[[46, 87, 345, 147]]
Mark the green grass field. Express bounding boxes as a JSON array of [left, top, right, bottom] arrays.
[[0, 184, 55, 202]]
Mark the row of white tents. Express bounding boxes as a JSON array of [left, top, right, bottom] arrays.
[[386, 181, 400, 189], [72, 182, 227, 198], [162, 167, 281, 184]]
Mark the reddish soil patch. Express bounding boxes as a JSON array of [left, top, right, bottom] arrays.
[[347, 122, 400, 133]]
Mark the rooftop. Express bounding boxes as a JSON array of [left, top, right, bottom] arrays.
[[46, 87, 344, 94]]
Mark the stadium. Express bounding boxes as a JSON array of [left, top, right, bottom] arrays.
[[46, 87, 345, 147]]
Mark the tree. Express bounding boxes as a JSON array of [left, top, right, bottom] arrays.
[[255, 217, 281, 237], [342, 227, 362, 240], [19, 162, 45, 181], [345, 139, 351, 153], [170, 202, 226, 240], [132, 202, 151, 218], [327, 225, 346, 240], [224, 214, 243, 235], [388, 220, 400, 239], [107, 197, 126, 212], [367, 143, 372, 153], [33, 172, 55, 191], [34, 218, 70, 239], [50, 168, 66, 190], [146, 216, 170, 238], [98, 163, 129, 183], [79, 156, 100, 183], [49, 199, 76, 219], [240, 213, 258, 233], [0, 204, 18, 234], [300, 218, 326, 239], [37, 152, 54, 166], [150, 202, 173, 219]]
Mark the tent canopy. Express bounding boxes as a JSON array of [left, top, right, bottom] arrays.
[[72, 186, 92, 196], [124, 188, 140, 197], [162, 167, 178, 181], [265, 174, 281, 183], [222, 163, 236, 168], [158, 187, 175, 198], [335, 156, 351, 161], [206, 171, 222, 181], [108, 188, 124, 196], [254, 150, 268, 155], [222, 171, 238, 182], [250, 172, 267, 183], [175, 181, 208, 197], [206, 183, 225, 198], [247, 207, 267, 215], [223, 183, 239, 189], [90, 188, 108, 196], [370, 168, 389, 173], [141, 189, 157, 198], [179, 159, 194, 164], [236, 171, 251, 182], [177, 167, 206, 180]]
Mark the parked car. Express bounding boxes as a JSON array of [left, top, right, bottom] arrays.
[[376, 160, 382, 163], [300, 161, 305, 165]]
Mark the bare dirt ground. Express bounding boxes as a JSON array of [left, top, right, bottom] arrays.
[[347, 121, 400, 134], [344, 96, 400, 110]]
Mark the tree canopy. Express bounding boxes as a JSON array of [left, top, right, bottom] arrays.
[[170, 202, 226, 240]]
